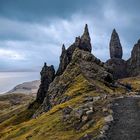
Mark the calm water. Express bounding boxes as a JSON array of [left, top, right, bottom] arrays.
[[0, 72, 40, 94]]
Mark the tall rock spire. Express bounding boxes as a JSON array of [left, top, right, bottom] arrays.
[[36, 62, 55, 103], [106, 29, 127, 79], [109, 29, 123, 59], [62, 44, 66, 52], [56, 44, 69, 76], [80, 24, 92, 52], [81, 24, 90, 40]]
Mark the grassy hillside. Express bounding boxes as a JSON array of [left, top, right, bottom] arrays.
[[0, 74, 127, 140], [119, 76, 140, 92], [0, 93, 35, 123]]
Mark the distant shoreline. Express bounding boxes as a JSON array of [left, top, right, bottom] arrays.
[[0, 72, 40, 94]]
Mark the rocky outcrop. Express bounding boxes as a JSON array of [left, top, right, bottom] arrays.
[[109, 29, 123, 59], [106, 29, 127, 79], [107, 30, 140, 79], [127, 39, 140, 76], [56, 44, 69, 76], [36, 63, 55, 103], [42, 48, 114, 112], [106, 58, 127, 79], [62, 96, 101, 131], [79, 24, 92, 52], [56, 24, 92, 76]]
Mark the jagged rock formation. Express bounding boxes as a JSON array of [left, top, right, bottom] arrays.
[[110, 29, 123, 59], [79, 24, 92, 52], [36, 63, 55, 103], [127, 39, 140, 76], [106, 29, 127, 79], [56, 44, 69, 76], [43, 48, 114, 112], [56, 24, 92, 76]]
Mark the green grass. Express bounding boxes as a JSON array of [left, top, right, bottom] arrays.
[[119, 76, 140, 92]]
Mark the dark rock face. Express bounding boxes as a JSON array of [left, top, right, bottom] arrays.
[[127, 39, 140, 76], [106, 29, 127, 79], [110, 29, 123, 59], [80, 24, 92, 52], [56, 24, 92, 76], [106, 58, 127, 79], [56, 44, 69, 76], [36, 63, 55, 103], [107, 30, 140, 79]]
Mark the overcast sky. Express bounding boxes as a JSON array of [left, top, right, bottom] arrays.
[[0, 0, 140, 71]]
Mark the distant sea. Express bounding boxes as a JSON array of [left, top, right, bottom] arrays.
[[0, 72, 40, 94]]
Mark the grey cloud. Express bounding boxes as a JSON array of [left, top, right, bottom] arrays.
[[0, 0, 95, 22], [0, 0, 140, 71]]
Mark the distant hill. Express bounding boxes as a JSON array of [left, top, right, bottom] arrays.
[[6, 80, 40, 96]]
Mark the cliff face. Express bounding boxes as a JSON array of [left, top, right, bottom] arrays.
[[106, 58, 127, 79], [127, 39, 140, 76], [36, 63, 55, 103]]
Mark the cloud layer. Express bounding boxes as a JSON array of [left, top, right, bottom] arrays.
[[0, 0, 140, 71]]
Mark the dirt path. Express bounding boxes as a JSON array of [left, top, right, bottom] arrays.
[[106, 97, 140, 140]]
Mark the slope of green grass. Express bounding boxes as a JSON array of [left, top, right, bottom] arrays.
[[0, 93, 35, 123], [0, 74, 114, 140], [119, 76, 140, 92]]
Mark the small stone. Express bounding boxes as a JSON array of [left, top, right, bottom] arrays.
[[114, 103, 119, 106], [102, 108, 108, 113], [93, 96, 101, 101], [86, 110, 94, 116], [84, 102, 94, 109], [62, 106, 73, 115], [104, 115, 113, 123], [84, 96, 93, 102], [75, 108, 85, 119], [82, 120, 95, 130], [82, 115, 89, 122], [102, 125, 109, 133], [79, 134, 93, 140]]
